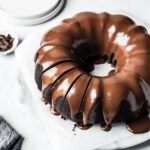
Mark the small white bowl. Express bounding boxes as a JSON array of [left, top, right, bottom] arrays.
[[0, 31, 19, 55]]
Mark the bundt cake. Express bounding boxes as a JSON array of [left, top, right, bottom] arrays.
[[34, 12, 150, 133]]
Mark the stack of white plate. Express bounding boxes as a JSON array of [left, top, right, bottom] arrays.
[[0, 0, 65, 25]]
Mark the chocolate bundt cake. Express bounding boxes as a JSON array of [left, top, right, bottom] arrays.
[[34, 12, 150, 133]]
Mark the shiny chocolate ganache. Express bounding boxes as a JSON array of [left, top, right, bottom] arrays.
[[34, 12, 150, 133]]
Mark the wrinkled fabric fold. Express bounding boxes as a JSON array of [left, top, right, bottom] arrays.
[[0, 116, 23, 150]]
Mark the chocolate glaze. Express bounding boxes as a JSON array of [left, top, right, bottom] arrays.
[[35, 12, 150, 133], [126, 112, 150, 133], [50, 106, 60, 116], [108, 69, 115, 76], [73, 123, 92, 130], [100, 122, 112, 132]]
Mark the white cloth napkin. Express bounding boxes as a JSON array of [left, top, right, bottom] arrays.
[[15, 11, 150, 150]]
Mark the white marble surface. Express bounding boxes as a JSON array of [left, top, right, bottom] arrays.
[[0, 0, 150, 149], [0, 55, 52, 150]]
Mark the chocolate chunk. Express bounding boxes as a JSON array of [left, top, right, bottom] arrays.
[[0, 34, 14, 52]]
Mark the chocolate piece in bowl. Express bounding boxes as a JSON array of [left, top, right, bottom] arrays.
[[0, 34, 14, 52]]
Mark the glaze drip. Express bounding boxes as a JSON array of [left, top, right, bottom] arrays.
[[126, 113, 150, 133], [73, 123, 92, 131], [100, 122, 112, 132]]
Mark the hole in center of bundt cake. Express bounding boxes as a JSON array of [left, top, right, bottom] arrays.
[[72, 40, 117, 77], [90, 61, 115, 77], [87, 54, 116, 77], [78, 53, 117, 77]]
